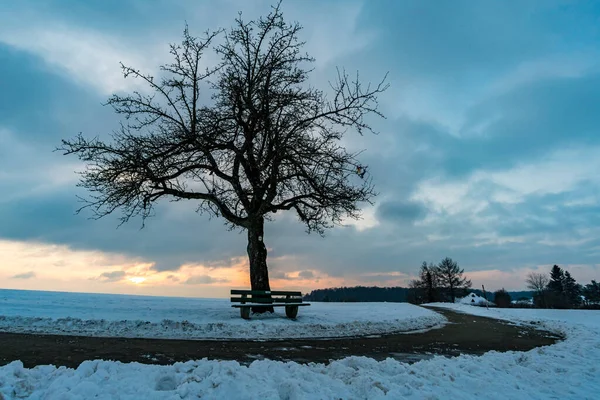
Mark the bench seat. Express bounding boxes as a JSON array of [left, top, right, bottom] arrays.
[[230, 290, 310, 319]]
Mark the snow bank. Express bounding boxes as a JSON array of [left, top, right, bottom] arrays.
[[428, 302, 600, 329], [0, 290, 444, 339], [1, 295, 599, 398], [457, 293, 493, 306], [2, 321, 599, 399]]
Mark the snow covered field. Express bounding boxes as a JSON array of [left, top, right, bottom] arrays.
[[0, 289, 444, 339], [1, 292, 599, 399]]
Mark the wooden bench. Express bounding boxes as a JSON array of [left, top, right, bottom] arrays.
[[230, 290, 310, 319]]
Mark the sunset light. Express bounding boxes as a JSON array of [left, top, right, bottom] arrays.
[[128, 277, 146, 284]]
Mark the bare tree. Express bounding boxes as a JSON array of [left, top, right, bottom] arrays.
[[58, 4, 387, 307], [526, 272, 549, 292], [436, 257, 471, 303], [526, 272, 549, 307], [409, 261, 439, 303]]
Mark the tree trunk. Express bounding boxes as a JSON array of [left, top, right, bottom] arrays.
[[247, 216, 273, 313]]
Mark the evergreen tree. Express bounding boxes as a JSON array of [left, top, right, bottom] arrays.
[[436, 257, 472, 303], [563, 271, 582, 307], [409, 262, 440, 304], [583, 280, 600, 304], [424, 266, 437, 303], [409, 262, 429, 290], [547, 265, 565, 294], [546, 265, 565, 307], [545, 265, 574, 308], [494, 288, 512, 308]]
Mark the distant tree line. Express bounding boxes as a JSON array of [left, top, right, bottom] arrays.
[[305, 257, 476, 304], [304, 260, 599, 309], [526, 265, 600, 309], [303, 286, 411, 302], [303, 285, 532, 304]]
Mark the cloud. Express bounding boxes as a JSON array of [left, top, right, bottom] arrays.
[[11, 271, 36, 280], [270, 270, 317, 281], [0, 129, 82, 202], [203, 257, 248, 269], [411, 145, 600, 220], [0, 23, 156, 95], [0, 239, 150, 277], [341, 206, 380, 231], [439, 72, 600, 178], [299, 1, 375, 69], [298, 270, 314, 279], [270, 271, 291, 280], [184, 275, 230, 285], [96, 270, 126, 283], [376, 201, 426, 223], [0, 0, 374, 96]]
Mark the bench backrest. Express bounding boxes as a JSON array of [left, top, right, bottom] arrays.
[[230, 289, 303, 304]]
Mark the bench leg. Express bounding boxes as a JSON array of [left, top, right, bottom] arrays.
[[240, 307, 250, 320], [285, 305, 299, 319]]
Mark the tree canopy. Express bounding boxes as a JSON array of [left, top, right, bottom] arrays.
[[436, 257, 472, 303], [59, 3, 388, 298]]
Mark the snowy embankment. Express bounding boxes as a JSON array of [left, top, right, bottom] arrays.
[[428, 302, 600, 328], [0, 290, 444, 339], [2, 306, 599, 399]]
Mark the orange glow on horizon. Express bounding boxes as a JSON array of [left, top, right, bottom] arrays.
[[3, 238, 599, 298]]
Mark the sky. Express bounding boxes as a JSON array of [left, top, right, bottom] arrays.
[[1, 0, 600, 298]]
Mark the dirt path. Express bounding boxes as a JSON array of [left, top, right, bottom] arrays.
[[0, 307, 562, 368]]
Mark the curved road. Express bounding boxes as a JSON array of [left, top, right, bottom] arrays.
[[0, 307, 562, 368]]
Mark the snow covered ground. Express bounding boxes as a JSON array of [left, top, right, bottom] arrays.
[[429, 302, 600, 329], [1, 292, 599, 399], [0, 289, 444, 339], [2, 304, 599, 399]]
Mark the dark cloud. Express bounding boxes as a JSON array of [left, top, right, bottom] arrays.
[[356, 0, 598, 80], [361, 273, 407, 283], [298, 270, 314, 279], [150, 255, 246, 272], [0, 45, 84, 138], [441, 73, 600, 178], [95, 270, 126, 283], [0, 190, 246, 272], [11, 271, 36, 279], [270, 271, 291, 280], [488, 192, 600, 240], [184, 275, 230, 285], [376, 201, 426, 223]]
